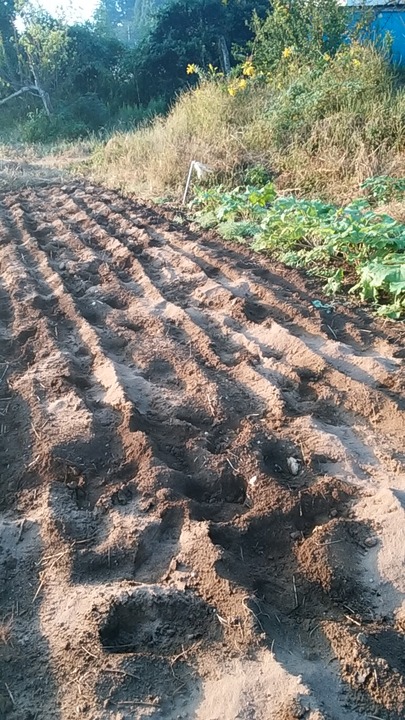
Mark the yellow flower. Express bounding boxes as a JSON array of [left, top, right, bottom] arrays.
[[228, 85, 237, 96], [186, 63, 197, 75], [238, 78, 247, 90], [282, 47, 293, 60], [323, 53, 331, 62], [352, 58, 361, 68], [242, 61, 255, 77]]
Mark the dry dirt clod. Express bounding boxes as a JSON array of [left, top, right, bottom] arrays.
[[356, 670, 371, 685]]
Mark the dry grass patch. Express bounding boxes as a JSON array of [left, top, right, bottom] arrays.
[[0, 159, 66, 192], [0, 139, 96, 192], [0, 619, 12, 646], [90, 83, 244, 197]]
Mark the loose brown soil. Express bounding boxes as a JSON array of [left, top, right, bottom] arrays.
[[0, 181, 404, 720]]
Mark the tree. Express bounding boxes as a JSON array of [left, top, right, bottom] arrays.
[[251, 0, 348, 71], [0, 5, 69, 115], [0, 0, 18, 90], [95, 0, 169, 45], [95, 0, 139, 43], [65, 23, 128, 109], [128, 0, 268, 103]]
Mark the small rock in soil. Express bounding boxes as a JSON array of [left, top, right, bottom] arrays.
[[356, 670, 371, 685], [287, 457, 300, 475], [290, 531, 302, 541], [364, 537, 378, 548]]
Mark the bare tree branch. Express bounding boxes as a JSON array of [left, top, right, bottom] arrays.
[[0, 86, 39, 106], [0, 79, 52, 115]]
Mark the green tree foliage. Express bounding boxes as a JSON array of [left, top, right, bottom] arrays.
[[65, 24, 127, 108], [0, 4, 70, 116], [18, 8, 70, 93], [95, 0, 168, 44], [252, 0, 348, 71], [130, 0, 268, 103], [0, 0, 18, 90], [0, 0, 16, 48]]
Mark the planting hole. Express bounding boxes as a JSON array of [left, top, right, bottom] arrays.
[[99, 587, 219, 654]]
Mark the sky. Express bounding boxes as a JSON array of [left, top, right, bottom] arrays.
[[35, 0, 99, 22]]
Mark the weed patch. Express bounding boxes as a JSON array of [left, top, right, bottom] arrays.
[[191, 182, 405, 318]]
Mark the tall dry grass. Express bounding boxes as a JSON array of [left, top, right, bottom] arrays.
[[69, 46, 405, 200], [90, 83, 250, 197]]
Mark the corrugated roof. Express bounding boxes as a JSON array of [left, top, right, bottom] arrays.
[[344, 1, 405, 6]]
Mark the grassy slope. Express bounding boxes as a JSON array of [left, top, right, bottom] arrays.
[[89, 45, 405, 203]]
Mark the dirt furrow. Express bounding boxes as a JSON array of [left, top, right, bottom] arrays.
[[0, 183, 404, 720], [64, 188, 404, 451]]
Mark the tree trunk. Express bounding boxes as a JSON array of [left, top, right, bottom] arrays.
[[30, 64, 53, 117], [218, 35, 231, 76]]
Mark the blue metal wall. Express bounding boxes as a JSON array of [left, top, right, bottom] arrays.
[[368, 8, 405, 66]]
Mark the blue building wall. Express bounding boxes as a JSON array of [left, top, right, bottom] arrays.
[[367, 8, 405, 66]]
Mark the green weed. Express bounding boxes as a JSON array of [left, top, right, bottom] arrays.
[[361, 175, 405, 204], [191, 182, 405, 318]]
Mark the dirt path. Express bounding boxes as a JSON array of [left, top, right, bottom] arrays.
[[0, 181, 404, 720]]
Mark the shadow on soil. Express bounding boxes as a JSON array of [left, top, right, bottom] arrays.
[[1, 183, 404, 720], [0, 280, 61, 720]]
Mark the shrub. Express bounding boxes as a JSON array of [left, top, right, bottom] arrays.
[[112, 98, 167, 131], [21, 110, 89, 143], [69, 94, 110, 131], [263, 44, 395, 149], [252, 0, 348, 71], [361, 175, 405, 204]]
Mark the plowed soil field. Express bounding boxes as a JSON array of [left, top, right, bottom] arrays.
[[0, 181, 405, 720]]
